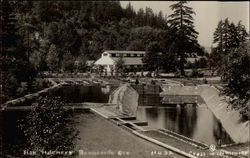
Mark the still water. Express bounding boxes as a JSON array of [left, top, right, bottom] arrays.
[[52, 85, 117, 103], [137, 94, 234, 145], [1, 85, 116, 157], [1, 86, 236, 157]]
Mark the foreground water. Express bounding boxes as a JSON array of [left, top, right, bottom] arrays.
[[137, 95, 234, 145], [1, 85, 114, 157], [52, 85, 116, 103], [1, 111, 182, 158], [1, 85, 240, 157]]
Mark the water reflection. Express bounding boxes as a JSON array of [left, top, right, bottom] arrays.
[[52, 85, 116, 103], [137, 95, 234, 145], [138, 94, 161, 107]]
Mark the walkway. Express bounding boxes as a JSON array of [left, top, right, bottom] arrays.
[[74, 112, 184, 158], [90, 103, 249, 158]]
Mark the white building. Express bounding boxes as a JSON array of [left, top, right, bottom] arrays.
[[94, 50, 145, 72]]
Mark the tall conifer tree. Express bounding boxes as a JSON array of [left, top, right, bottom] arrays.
[[1, 1, 36, 103], [168, 1, 201, 76]]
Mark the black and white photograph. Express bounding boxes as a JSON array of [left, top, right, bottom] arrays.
[[0, 1, 249, 158]]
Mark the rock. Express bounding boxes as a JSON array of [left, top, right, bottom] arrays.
[[109, 83, 139, 116]]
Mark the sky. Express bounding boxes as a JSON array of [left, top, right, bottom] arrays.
[[120, 1, 249, 47]]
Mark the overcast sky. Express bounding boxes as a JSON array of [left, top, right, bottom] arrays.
[[120, 1, 249, 47]]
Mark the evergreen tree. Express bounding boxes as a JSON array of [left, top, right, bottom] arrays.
[[213, 20, 224, 51], [167, 1, 202, 76], [236, 21, 248, 46], [143, 42, 163, 72], [211, 19, 248, 70], [19, 96, 79, 156], [135, 8, 145, 27], [1, 1, 36, 103], [213, 18, 248, 55], [222, 18, 231, 55], [124, 2, 136, 19], [211, 20, 225, 70], [7, 1, 172, 74], [46, 44, 61, 72], [211, 18, 249, 119], [115, 56, 125, 76], [228, 22, 238, 48], [221, 43, 250, 119]]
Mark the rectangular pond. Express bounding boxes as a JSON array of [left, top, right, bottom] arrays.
[[50, 85, 118, 103], [137, 94, 235, 146], [1, 110, 174, 158], [1, 85, 118, 157], [1, 84, 241, 157]]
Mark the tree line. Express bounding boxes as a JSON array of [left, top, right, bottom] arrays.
[[14, 1, 169, 72], [0, 1, 168, 102], [210, 18, 249, 119], [210, 18, 248, 71], [1, 1, 249, 119], [9, 1, 207, 75]]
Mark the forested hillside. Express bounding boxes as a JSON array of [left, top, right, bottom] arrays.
[[14, 1, 169, 72], [1, 1, 249, 118]]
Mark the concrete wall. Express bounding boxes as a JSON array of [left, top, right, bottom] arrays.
[[160, 85, 249, 143], [132, 85, 161, 95], [161, 95, 205, 105]]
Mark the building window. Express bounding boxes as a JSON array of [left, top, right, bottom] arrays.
[[111, 53, 116, 57], [127, 54, 131, 57]]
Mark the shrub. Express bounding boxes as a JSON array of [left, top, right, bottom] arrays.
[[18, 96, 79, 157]]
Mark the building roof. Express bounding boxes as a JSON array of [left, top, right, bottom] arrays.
[[95, 56, 144, 65], [113, 57, 143, 65], [95, 56, 115, 65], [104, 50, 145, 54]]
